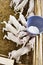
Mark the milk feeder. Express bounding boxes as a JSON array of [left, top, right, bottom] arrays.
[[27, 16, 43, 65]]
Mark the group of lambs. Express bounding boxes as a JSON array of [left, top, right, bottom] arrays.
[[1, 0, 35, 64]]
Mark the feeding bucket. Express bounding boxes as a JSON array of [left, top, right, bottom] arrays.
[[26, 16, 43, 35]]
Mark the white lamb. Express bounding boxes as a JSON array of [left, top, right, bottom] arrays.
[[8, 15, 26, 33], [8, 15, 21, 30], [18, 31, 28, 38], [10, 0, 21, 8], [14, 0, 28, 13], [8, 46, 31, 63], [18, 13, 27, 26], [21, 36, 30, 44], [26, 12, 34, 19], [27, 37, 35, 49], [3, 32, 26, 47], [26, 0, 34, 17], [2, 21, 17, 35]]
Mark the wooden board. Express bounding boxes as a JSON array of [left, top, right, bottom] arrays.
[[0, 57, 14, 65], [33, 0, 42, 65]]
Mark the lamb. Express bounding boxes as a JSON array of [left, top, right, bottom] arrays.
[[2, 21, 17, 35], [8, 15, 21, 30], [17, 26, 26, 33], [14, 0, 28, 13], [3, 32, 26, 47], [18, 31, 28, 38], [10, 0, 21, 8], [18, 13, 27, 26], [27, 37, 35, 49], [26, 0, 34, 17], [21, 36, 30, 45], [8, 46, 31, 63], [29, 37, 35, 49], [28, 0, 34, 12], [26, 12, 34, 19], [8, 15, 26, 32]]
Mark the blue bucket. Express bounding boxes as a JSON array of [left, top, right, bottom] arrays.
[[26, 16, 43, 35]]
